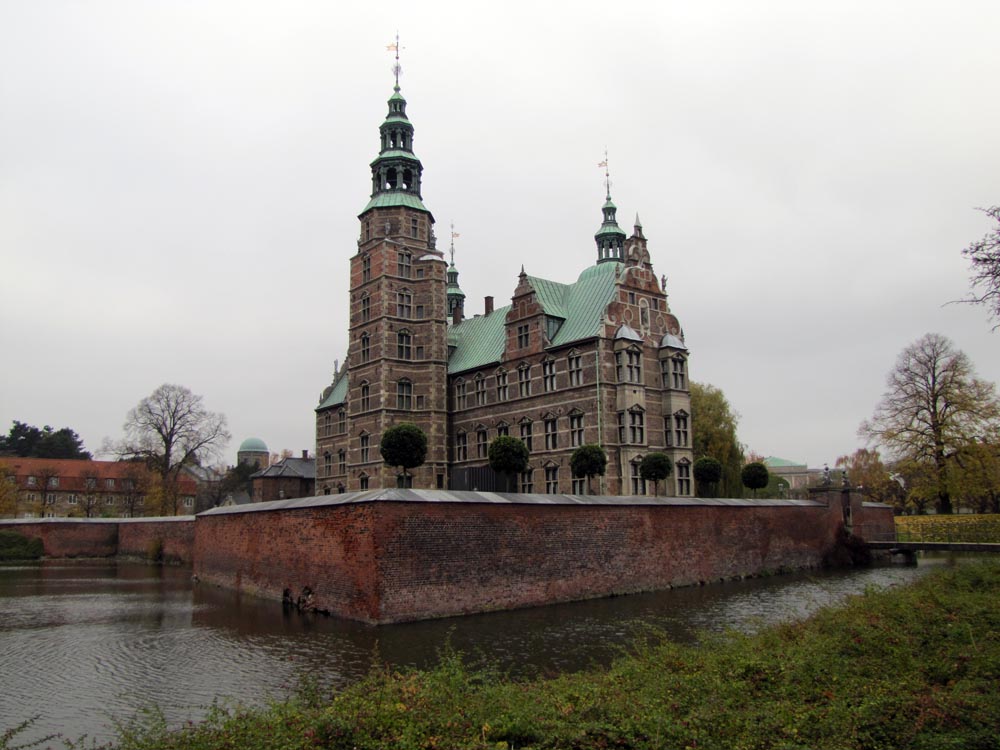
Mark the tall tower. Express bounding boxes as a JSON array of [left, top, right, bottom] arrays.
[[343, 69, 450, 490], [595, 157, 626, 263]]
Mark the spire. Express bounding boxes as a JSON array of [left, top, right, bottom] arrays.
[[360, 36, 431, 217], [594, 150, 626, 264], [447, 222, 466, 321]]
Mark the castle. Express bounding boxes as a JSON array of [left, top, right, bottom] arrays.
[[315, 73, 693, 496]]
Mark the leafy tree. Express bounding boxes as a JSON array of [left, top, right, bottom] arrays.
[[379, 423, 427, 487], [114, 384, 230, 515], [570, 444, 607, 494], [488, 436, 530, 491], [0, 421, 91, 459], [835, 448, 901, 509], [960, 205, 1000, 328], [639, 452, 672, 496], [693, 457, 722, 498], [690, 383, 744, 497], [860, 333, 1000, 514], [741, 462, 769, 497]]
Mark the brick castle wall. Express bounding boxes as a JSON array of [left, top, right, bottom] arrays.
[[117, 518, 196, 564], [0, 517, 195, 563]]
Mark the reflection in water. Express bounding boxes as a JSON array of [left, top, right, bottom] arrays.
[[0, 557, 951, 744]]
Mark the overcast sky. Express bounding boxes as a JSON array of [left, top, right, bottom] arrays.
[[2, 0, 997, 471]]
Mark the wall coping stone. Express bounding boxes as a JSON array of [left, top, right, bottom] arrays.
[[198, 488, 828, 517], [0, 516, 196, 525]]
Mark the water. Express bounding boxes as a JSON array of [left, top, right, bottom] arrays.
[[0, 557, 953, 745]]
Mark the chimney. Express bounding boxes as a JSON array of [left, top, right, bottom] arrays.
[[302, 450, 309, 459], [485, 296, 494, 315], [453, 304, 463, 325]]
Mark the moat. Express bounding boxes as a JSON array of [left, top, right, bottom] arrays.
[[0, 558, 947, 744]]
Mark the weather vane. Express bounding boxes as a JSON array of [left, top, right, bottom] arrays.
[[450, 222, 461, 265], [597, 148, 611, 199], [386, 33, 404, 87]]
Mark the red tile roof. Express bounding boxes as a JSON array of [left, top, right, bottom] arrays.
[[0, 457, 198, 494]]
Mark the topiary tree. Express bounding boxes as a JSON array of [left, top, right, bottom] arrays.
[[570, 444, 607, 495], [639, 452, 673, 496], [379, 423, 427, 487], [693, 457, 723, 498], [741, 461, 770, 498], [488, 436, 530, 492]]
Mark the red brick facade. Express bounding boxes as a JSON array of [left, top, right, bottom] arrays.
[[0, 517, 195, 564]]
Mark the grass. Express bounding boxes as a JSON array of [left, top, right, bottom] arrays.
[[8, 561, 1000, 750], [896, 514, 1000, 544], [0, 530, 43, 561]]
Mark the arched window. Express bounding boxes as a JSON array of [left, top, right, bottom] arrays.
[[360, 333, 370, 363], [360, 382, 370, 411], [360, 293, 370, 322]]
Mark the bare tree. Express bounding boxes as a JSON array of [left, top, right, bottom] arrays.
[[960, 206, 1000, 329], [116, 384, 230, 516], [860, 333, 1000, 514], [79, 470, 102, 518], [119, 462, 149, 518]]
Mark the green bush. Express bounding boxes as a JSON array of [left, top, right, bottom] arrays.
[[0, 530, 43, 560]]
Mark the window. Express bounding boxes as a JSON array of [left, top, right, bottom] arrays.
[[674, 413, 689, 447], [323, 413, 332, 437], [416, 304, 424, 319], [631, 461, 646, 495], [520, 469, 533, 493], [397, 473, 413, 488], [396, 291, 412, 318], [337, 484, 345, 494], [475, 375, 487, 405], [27, 476, 36, 487], [362, 256, 371, 283], [338, 409, 347, 433], [360, 474, 369, 490], [672, 357, 687, 390], [85, 477, 96, 490], [665, 416, 673, 446], [67, 494, 78, 505], [496, 421, 509, 437], [630, 410, 645, 444], [416, 395, 425, 409], [360, 434, 370, 463], [360, 383, 370, 411], [183, 497, 194, 508], [397, 251, 412, 278], [520, 420, 533, 451], [627, 349, 642, 383], [542, 360, 556, 391], [48, 477, 59, 488], [360, 333, 370, 363], [618, 412, 626, 444], [338, 450, 346, 474], [365, 221, 371, 241], [677, 461, 692, 495], [477, 428, 488, 458], [456, 432, 468, 461], [572, 477, 586, 494], [518, 365, 531, 397], [46, 493, 56, 504], [397, 379, 412, 409], [570, 413, 584, 447], [628, 291, 636, 305], [106, 479, 115, 490], [324, 452, 332, 476], [496, 369, 508, 401], [397, 331, 412, 359], [568, 354, 582, 386], [361, 294, 370, 322], [410, 217, 419, 238], [544, 417, 558, 450], [105, 496, 115, 506], [517, 324, 530, 349], [545, 466, 559, 493], [455, 379, 467, 409]]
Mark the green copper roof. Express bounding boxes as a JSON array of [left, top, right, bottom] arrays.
[[447, 284, 466, 297], [318, 373, 348, 410], [238, 437, 268, 453], [447, 262, 621, 374], [763, 456, 807, 469], [370, 149, 419, 164], [360, 192, 430, 215]]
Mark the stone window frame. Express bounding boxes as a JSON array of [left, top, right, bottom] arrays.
[[544, 463, 559, 494], [629, 407, 646, 444], [396, 289, 413, 318], [630, 458, 647, 495], [519, 418, 533, 451], [672, 355, 688, 391], [455, 378, 467, 409], [455, 430, 468, 462], [569, 410, 584, 447], [474, 373, 487, 406], [476, 425, 488, 458], [397, 250, 412, 278], [516, 323, 530, 349], [543, 414, 558, 450], [542, 358, 557, 392], [496, 420, 510, 437], [323, 412, 332, 437], [567, 350, 583, 386], [677, 458, 692, 496], [362, 255, 371, 283], [360, 433, 371, 463], [520, 468, 534, 493], [518, 363, 531, 398], [571, 476, 586, 494], [323, 452, 332, 476], [396, 379, 413, 410], [360, 332, 371, 363], [674, 410, 689, 447], [359, 473, 369, 490], [338, 409, 347, 434], [338, 449, 346, 474], [360, 293, 371, 323], [360, 382, 371, 412], [495, 368, 509, 401], [397, 329, 412, 360]]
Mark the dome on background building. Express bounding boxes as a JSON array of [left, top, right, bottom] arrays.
[[238, 437, 268, 454]]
